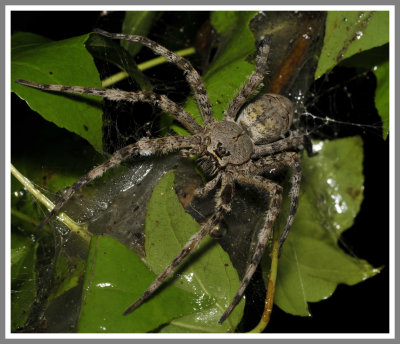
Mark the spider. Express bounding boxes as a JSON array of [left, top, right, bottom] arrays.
[[16, 28, 314, 324]]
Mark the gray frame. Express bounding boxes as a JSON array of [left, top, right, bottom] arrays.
[[3, 1, 396, 342]]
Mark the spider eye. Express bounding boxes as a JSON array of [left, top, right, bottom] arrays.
[[214, 142, 231, 159]]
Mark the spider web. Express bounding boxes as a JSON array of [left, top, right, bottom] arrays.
[[96, 11, 207, 154], [101, 23, 387, 333], [10, 11, 388, 333], [293, 68, 384, 140], [10, 11, 212, 332]]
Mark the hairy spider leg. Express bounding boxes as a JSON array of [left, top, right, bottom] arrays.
[[123, 173, 235, 317], [218, 174, 282, 324], [15, 79, 202, 134], [250, 153, 302, 255], [33, 134, 199, 229], [193, 173, 221, 198], [94, 29, 215, 127], [252, 135, 314, 158], [223, 36, 271, 122]]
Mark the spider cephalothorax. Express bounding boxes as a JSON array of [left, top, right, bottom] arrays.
[[197, 121, 254, 175], [16, 28, 313, 324]]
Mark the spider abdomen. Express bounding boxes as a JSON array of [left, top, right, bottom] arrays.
[[237, 93, 294, 144]]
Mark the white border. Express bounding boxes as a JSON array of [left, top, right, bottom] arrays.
[[5, 4, 395, 340], [5, 5, 11, 340], [5, 4, 397, 10], [389, 6, 395, 337]]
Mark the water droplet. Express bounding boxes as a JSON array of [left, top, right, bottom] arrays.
[[183, 272, 194, 283], [312, 141, 324, 152], [330, 193, 348, 214], [96, 282, 114, 288]]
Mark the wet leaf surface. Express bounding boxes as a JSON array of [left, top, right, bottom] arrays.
[[78, 171, 244, 333], [269, 137, 379, 316], [145, 171, 244, 332], [11, 32, 103, 152], [315, 11, 389, 79], [11, 231, 38, 331], [374, 60, 389, 139], [77, 235, 214, 333]]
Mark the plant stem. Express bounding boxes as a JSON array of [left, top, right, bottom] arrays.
[[11, 208, 40, 227], [247, 227, 280, 333], [10, 163, 91, 243], [101, 47, 196, 88]]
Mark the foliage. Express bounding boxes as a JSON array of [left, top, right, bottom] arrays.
[[315, 11, 389, 139], [11, 32, 103, 152], [270, 137, 378, 316], [374, 60, 389, 139], [10, 10, 388, 333], [11, 231, 38, 331], [78, 172, 243, 333], [184, 11, 258, 123]]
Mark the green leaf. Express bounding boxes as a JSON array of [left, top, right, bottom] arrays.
[[86, 27, 153, 91], [11, 232, 37, 284], [339, 43, 388, 70], [315, 11, 389, 79], [11, 231, 38, 331], [272, 137, 379, 316], [11, 110, 103, 198], [144, 171, 244, 332], [11, 32, 103, 152], [77, 235, 214, 333], [77, 171, 246, 333], [11, 166, 43, 236], [11, 31, 52, 48], [121, 11, 161, 57], [334, 42, 389, 140], [48, 256, 86, 301], [374, 61, 389, 139], [184, 11, 258, 123]]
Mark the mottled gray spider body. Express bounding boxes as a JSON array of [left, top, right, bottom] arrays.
[[16, 29, 313, 324]]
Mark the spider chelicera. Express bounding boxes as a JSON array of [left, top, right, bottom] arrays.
[[16, 28, 314, 324]]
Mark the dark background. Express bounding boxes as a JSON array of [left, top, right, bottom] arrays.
[[11, 11, 389, 333]]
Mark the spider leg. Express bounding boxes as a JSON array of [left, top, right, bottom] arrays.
[[94, 29, 215, 127], [252, 135, 314, 158], [123, 173, 234, 316], [223, 36, 271, 122], [193, 173, 221, 199], [15, 79, 202, 135], [36, 135, 200, 229], [251, 152, 302, 255], [219, 174, 282, 324]]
